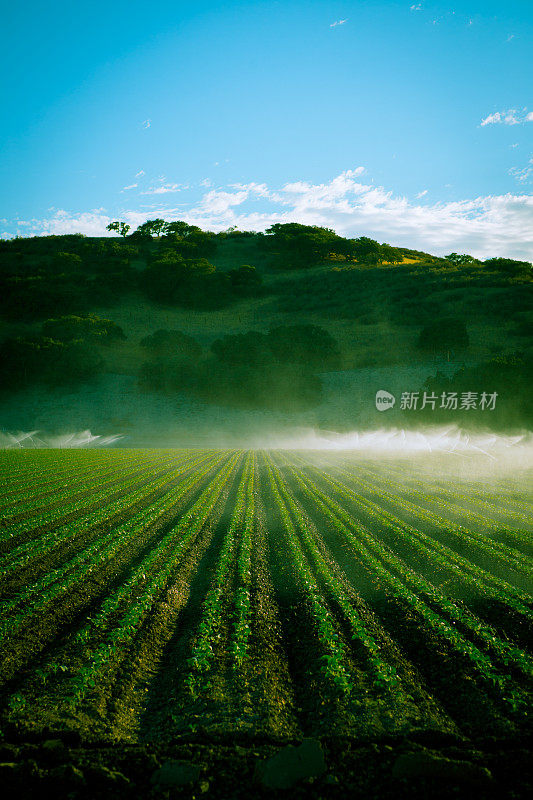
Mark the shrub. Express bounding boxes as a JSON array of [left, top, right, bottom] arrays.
[[140, 329, 202, 360], [211, 331, 272, 366], [41, 315, 126, 343], [0, 336, 104, 390], [228, 265, 263, 296], [268, 324, 341, 369], [417, 318, 469, 353]]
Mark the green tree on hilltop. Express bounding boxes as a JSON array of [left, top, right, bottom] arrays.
[[444, 253, 478, 266], [134, 219, 169, 238], [106, 221, 131, 237]]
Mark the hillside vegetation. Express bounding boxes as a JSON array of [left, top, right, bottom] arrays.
[[0, 223, 531, 429]]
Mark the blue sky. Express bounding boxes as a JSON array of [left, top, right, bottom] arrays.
[[1, 0, 532, 257]]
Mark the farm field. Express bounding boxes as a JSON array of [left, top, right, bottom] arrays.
[[0, 448, 532, 798]]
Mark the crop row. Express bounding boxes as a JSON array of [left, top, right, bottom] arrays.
[[6, 451, 243, 716], [184, 452, 256, 700], [278, 454, 532, 711], [327, 460, 532, 569], [0, 453, 134, 510], [264, 454, 362, 696], [231, 452, 256, 669], [352, 462, 533, 547], [0, 451, 160, 522], [0, 450, 213, 568], [0, 451, 190, 548], [267, 454, 406, 695], [293, 455, 533, 619], [0, 450, 139, 496], [0, 451, 230, 646], [63, 451, 242, 709], [336, 456, 533, 532]]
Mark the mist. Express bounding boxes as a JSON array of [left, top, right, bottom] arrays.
[[2, 424, 532, 480], [0, 429, 124, 449]]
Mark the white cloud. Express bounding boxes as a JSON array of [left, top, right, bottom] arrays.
[[8, 170, 533, 260], [16, 210, 114, 237], [506, 34, 515, 42], [195, 188, 252, 215], [184, 174, 533, 260], [410, 4, 422, 11], [120, 183, 137, 192], [186, 182, 270, 217], [142, 119, 151, 129], [330, 19, 347, 27], [503, 110, 520, 125], [141, 183, 182, 195], [480, 108, 531, 127], [228, 182, 270, 197], [135, 169, 145, 177], [481, 112, 503, 126], [509, 157, 533, 184], [416, 189, 428, 198]]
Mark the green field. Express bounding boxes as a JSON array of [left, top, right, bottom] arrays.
[[0, 449, 532, 796]]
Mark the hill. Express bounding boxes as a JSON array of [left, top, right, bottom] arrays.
[[0, 224, 531, 440]]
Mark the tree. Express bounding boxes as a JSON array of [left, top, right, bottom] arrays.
[[184, 229, 217, 257], [268, 324, 341, 368], [51, 252, 83, 272], [444, 253, 478, 266], [412, 351, 533, 429], [211, 331, 272, 366], [333, 238, 402, 265], [140, 329, 201, 360], [228, 265, 262, 296], [164, 221, 202, 238], [134, 219, 168, 238], [351, 237, 382, 265], [0, 273, 91, 320], [0, 335, 104, 389], [483, 257, 532, 274], [380, 244, 403, 264], [265, 223, 342, 267], [41, 314, 126, 344], [163, 227, 217, 258], [139, 255, 218, 305], [417, 318, 469, 354], [106, 221, 131, 237]]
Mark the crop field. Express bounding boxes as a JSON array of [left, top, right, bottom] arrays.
[[0, 448, 532, 796]]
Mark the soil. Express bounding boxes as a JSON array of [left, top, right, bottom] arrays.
[[0, 729, 531, 799]]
